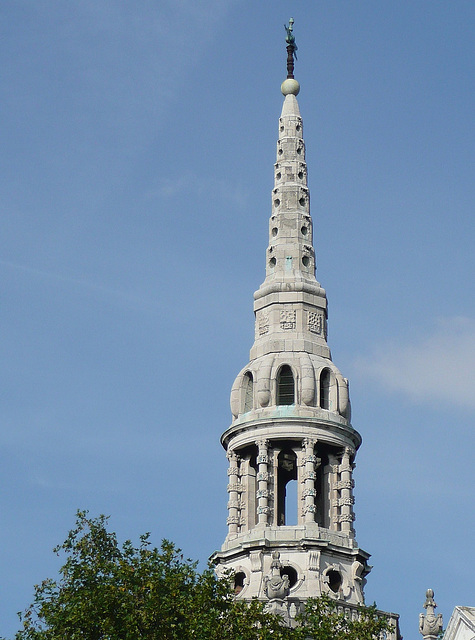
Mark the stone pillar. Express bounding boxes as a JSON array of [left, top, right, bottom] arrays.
[[256, 439, 270, 526], [226, 450, 241, 536], [328, 453, 339, 531], [339, 447, 355, 536], [302, 438, 317, 523]]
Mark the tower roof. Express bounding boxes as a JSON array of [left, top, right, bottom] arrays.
[[227, 25, 355, 436]]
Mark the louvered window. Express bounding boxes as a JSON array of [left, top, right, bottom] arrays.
[[243, 372, 254, 413], [320, 368, 331, 409], [277, 365, 294, 405]]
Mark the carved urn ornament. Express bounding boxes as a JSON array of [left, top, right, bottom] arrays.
[[264, 551, 290, 600], [419, 589, 443, 640]]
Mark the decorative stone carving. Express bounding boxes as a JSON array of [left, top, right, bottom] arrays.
[[280, 309, 296, 330], [257, 310, 269, 335], [249, 550, 263, 572], [257, 505, 271, 515], [227, 483, 244, 493], [338, 496, 355, 507], [308, 550, 320, 571], [256, 489, 271, 499], [335, 480, 355, 490], [227, 466, 240, 476], [419, 589, 443, 640], [257, 471, 270, 482], [308, 311, 323, 334], [337, 513, 355, 523], [264, 551, 290, 600]]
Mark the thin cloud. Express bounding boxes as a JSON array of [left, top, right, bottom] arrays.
[[0, 259, 160, 312], [354, 317, 475, 409], [152, 173, 249, 209], [3, 1, 238, 147]]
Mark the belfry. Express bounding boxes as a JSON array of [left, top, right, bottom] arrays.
[[212, 21, 399, 632]]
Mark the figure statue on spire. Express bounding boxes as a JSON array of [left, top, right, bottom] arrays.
[[284, 17, 298, 78]]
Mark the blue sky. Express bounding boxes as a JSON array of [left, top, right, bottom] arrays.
[[1, 1, 474, 637]]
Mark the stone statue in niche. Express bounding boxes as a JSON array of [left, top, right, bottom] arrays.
[[264, 551, 290, 600]]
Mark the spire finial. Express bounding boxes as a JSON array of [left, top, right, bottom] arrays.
[[419, 589, 443, 640], [284, 17, 298, 78], [281, 18, 300, 96]]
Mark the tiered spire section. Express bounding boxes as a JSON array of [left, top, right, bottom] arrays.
[[252, 81, 329, 362]]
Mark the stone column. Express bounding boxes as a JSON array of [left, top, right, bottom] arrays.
[[328, 453, 340, 531], [256, 439, 270, 526], [226, 450, 241, 536], [302, 438, 317, 523], [339, 447, 355, 536]]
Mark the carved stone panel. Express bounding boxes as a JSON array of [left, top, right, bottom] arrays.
[[257, 310, 270, 336], [280, 309, 296, 330], [308, 311, 322, 334]]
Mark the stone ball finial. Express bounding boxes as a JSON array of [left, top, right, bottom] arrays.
[[281, 78, 300, 96]]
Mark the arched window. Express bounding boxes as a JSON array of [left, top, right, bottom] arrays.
[[234, 571, 246, 595], [242, 372, 254, 413], [319, 368, 331, 410], [277, 365, 294, 405], [276, 449, 298, 525]]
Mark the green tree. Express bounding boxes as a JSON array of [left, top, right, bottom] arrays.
[[11, 511, 391, 640]]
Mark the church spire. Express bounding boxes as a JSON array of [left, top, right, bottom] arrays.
[[212, 23, 399, 634]]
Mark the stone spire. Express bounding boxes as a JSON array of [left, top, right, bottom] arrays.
[[251, 74, 331, 366], [212, 26, 399, 635]]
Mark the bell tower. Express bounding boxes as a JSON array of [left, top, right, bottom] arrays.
[[212, 21, 398, 630]]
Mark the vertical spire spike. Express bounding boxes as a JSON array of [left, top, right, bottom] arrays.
[[284, 17, 298, 78]]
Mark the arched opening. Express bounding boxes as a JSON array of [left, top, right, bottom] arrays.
[[277, 365, 294, 405], [234, 571, 246, 595], [280, 565, 298, 589], [319, 368, 331, 410], [276, 449, 297, 525], [284, 477, 298, 525], [242, 372, 254, 413], [327, 569, 342, 593]]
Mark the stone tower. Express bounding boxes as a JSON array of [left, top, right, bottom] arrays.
[[212, 32, 399, 632]]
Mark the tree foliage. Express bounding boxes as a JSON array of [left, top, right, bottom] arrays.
[[11, 511, 391, 640]]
